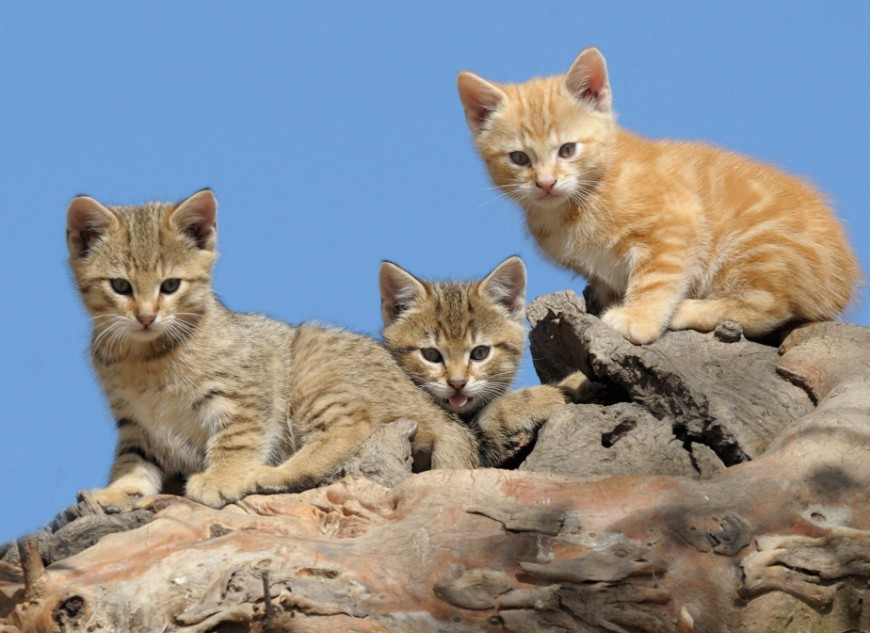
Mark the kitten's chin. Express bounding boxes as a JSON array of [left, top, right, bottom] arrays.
[[524, 192, 571, 212], [129, 328, 163, 342]]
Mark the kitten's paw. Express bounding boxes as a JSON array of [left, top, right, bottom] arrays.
[[475, 385, 568, 466], [557, 371, 591, 403], [476, 390, 550, 437], [601, 307, 663, 345], [77, 486, 144, 514], [245, 465, 317, 496], [428, 427, 480, 470], [670, 299, 722, 332], [186, 471, 249, 508]]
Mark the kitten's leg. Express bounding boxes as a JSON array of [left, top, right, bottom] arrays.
[[670, 290, 791, 337], [601, 251, 690, 344], [246, 418, 374, 494], [79, 419, 164, 512], [474, 372, 589, 466], [414, 418, 480, 470], [186, 410, 273, 508]]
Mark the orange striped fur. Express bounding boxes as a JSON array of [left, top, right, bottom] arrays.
[[458, 47, 860, 343]]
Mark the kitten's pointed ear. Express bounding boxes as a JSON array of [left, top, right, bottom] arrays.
[[379, 261, 427, 326], [457, 71, 507, 134], [66, 195, 119, 258], [563, 47, 612, 112], [481, 255, 526, 320], [170, 189, 218, 251]]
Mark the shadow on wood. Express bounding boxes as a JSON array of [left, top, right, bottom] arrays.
[[1, 292, 868, 632]]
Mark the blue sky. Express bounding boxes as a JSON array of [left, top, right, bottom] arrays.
[[1, 3, 867, 543]]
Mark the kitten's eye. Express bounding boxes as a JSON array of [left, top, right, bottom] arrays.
[[509, 151, 531, 167], [558, 143, 577, 159], [421, 348, 443, 363], [470, 345, 490, 361], [110, 278, 133, 295], [160, 278, 181, 295]]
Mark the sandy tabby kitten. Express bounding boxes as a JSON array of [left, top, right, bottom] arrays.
[[379, 257, 585, 465], [379, 257, 528, 422], [458, 47, 860, 344], [67, 189, 478, 509]]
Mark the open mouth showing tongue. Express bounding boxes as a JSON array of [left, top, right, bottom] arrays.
[[448, 394, 470, 409]]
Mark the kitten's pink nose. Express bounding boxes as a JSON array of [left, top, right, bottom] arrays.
[[536, 179, 557, 194], [137, 314, 156, 327], [447, 378, 467, 392]]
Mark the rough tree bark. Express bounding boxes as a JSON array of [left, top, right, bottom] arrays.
[[1, 291, 868, 632]]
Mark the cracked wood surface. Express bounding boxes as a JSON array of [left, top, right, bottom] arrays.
[[1, 294, 868, 632]]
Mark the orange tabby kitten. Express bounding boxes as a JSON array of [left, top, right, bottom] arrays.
[[457, 47, 860, 344]]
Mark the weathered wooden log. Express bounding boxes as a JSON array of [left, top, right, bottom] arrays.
[[1, 292, 867, 632]]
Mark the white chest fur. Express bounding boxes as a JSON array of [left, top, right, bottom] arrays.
[[525, 206, 630, 295], [108, 367, 233, 475]]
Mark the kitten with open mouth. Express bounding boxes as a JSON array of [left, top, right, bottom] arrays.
[[380, 256, 526, 423]]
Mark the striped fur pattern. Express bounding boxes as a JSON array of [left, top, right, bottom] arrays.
[[67, 190, 478, 509], [458, 47, 861, 344]]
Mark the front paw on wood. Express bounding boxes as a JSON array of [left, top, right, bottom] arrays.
[[185, 472, 249, 508], [77, 487, 143, 515], [244, 466, 317, 496], [601, 306, 663, 345]]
